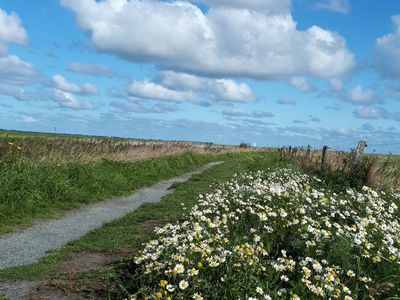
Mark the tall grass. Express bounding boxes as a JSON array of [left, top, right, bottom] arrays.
[[0, 135, 260, 165], [278, 146, 400, 191], [0, 151, 225, 235]]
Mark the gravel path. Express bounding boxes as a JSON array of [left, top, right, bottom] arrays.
[[0, 161, 223, 271]]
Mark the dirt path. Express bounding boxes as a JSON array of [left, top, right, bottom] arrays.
[[0, 161, 223, 271]]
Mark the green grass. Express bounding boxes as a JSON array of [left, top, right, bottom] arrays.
[[0, 151, 222, 235], [0, 151, 282, 280]]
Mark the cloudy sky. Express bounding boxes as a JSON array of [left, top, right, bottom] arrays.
[[0, 0, 399, 153]]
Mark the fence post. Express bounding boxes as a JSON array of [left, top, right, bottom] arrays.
[[321, 145, 329, 171], [354, 140, 367, 164]]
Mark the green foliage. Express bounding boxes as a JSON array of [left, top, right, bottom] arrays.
[[0, 152, 218, 235], [119, 168, 400, 300], [0, 151, 280, 281]]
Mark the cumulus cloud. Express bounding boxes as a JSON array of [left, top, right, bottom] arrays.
[[126, 71, 255, 104], [67, 62, 113, 76], [373, 15, 400, 78], [51, 89, 93, 109], [290, 76, 311, 92], [353, 106, 388, 120], [52, 74, 98, 95], [327, 84, 376, 105], [128, 81, 195, 103], [21, 115, 39, 123], [0, 9, 37, 88], [159, 71, 255, 103], [0, 8, 28, 51], [60, 0, 354, 79], [313, 0, 351, 14], [276, 97, 296, 105], [0, 83, 36, 101], [198, 0, 291, 14], [346, 85, 374, 104], [0, 55, 36, 85]]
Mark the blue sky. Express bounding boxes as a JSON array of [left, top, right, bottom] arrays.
[[0, 0, 399, 153]]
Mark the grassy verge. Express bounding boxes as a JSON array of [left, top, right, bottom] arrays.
[[0, 152, 221, 235], [0, 151, 281, 283], [122, 165, 400, 299]]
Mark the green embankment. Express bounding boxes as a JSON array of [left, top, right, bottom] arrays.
[[0, 152, 219, 235]]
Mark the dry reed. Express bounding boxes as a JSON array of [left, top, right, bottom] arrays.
[[0, 136, 263, 165]]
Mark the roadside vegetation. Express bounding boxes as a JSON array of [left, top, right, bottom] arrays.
[[0, 130, 264, 235], [0, 152, 282, 295], [1, 130, 399, 299], [0, 150, 222, 235], [118, 168, 400, 300]]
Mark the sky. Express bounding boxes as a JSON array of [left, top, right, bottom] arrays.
[[0, 0, 399, 153]]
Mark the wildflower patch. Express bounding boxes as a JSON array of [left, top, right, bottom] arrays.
[[128, 168, 400, 299]]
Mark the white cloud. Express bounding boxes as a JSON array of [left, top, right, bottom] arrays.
[[21, 115, 39, 123], [51, 89, 93, 109], [128, 81, 195, 103], [0, 83, 35, 101], [159, 71, 255, 103], [198, 0, 291, 14], [211, 79, 254, 102], [313, 0, 351, 14], [353, 106, 388, 120], [0, 8, 27, 50], [60, 0, 354, 79], [0, 55, 36, 85], [346, 85, 374, 104], [67, 62, 113, 76], [329, 78, 343, 91], [276, 97, 296, 105], [52, 74, 98, 95], [373, 15, 400, 78], [290, 76, 311, 92]]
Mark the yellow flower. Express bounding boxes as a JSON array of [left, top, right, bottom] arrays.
[[155, 291, 163, 299], [160, 280, 168, 287], [197, 262, 203, 269]]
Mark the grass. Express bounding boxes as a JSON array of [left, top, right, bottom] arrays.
[[0, 133, 259, 165], [0, 151, 222, 235], [279, 146, 400, 192], [0, 151, 282, 282]]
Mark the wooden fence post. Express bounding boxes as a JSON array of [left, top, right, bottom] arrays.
[[321, 145, 329, 171], [354, 140, 367, 164]]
